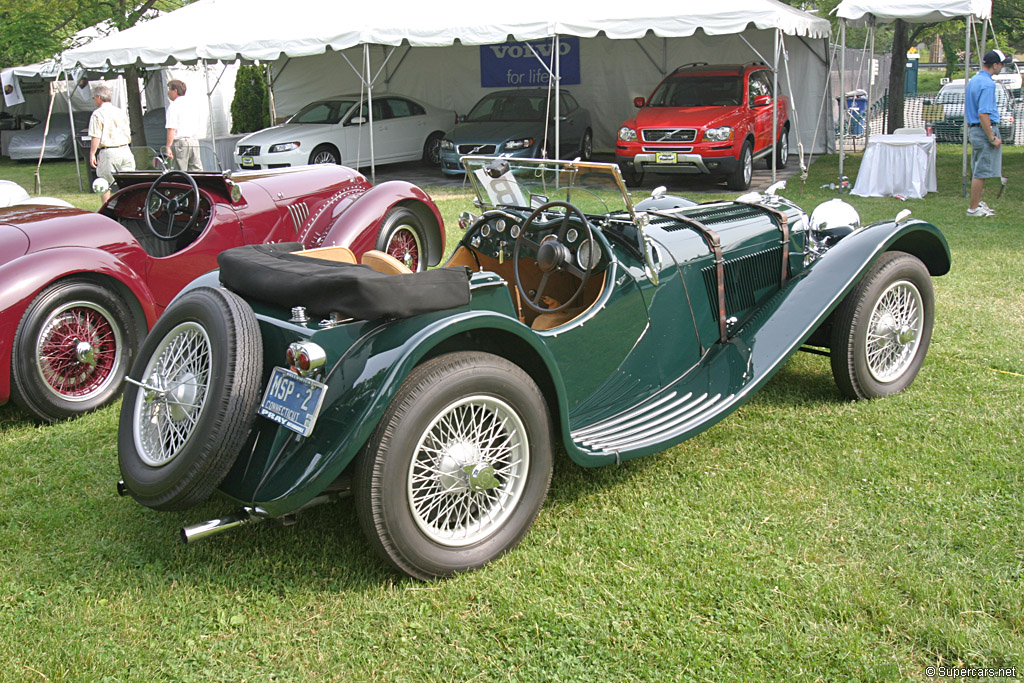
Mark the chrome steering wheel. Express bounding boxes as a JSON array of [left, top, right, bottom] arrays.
[[512, 201, 594, 314], [145, 170, 201, 241]]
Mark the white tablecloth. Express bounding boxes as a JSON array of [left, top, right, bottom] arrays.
[[851, 134, 938, 199]]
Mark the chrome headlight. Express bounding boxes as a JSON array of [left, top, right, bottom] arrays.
[[703, 126, 734, 142], [268, 142, 300, 153], [806, 198, 862, 261], [504, 138, 534, 151], [618, 127, 637, 142], [440, 139, 455, 150]]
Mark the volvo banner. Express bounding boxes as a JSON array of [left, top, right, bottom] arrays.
[[480, 37, 581, 88]]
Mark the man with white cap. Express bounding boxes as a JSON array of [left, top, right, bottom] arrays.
[[965, 48, 1013, 217]]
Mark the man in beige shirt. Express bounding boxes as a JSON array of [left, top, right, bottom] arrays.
[[88, 84, 135, 202]]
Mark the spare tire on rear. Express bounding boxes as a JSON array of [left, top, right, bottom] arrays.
[[118, 286, 263, 511]]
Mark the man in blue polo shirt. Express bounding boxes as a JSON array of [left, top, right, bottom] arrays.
[[965, 49, 1013, 217]]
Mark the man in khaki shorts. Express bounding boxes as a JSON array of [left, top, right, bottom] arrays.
[[88, 84, 135, 202], [165, 79, 203, 171]]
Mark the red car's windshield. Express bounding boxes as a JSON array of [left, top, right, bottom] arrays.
[[648, 76, 743, 107]]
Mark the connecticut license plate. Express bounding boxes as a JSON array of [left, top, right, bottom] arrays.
[[656, 152, 678, 164], [258, 367, 327, 437], [241, 156, 254, 166]]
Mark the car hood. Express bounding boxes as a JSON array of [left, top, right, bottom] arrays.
[[633, 107, 736, 129], [239, 123, 330, 147], [449, 121, 540, 144]]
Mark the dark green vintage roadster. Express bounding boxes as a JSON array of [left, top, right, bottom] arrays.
[[117, 157, 950, 580]]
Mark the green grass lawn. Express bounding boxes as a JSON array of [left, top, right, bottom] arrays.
[[0, 149, 1022, 681]]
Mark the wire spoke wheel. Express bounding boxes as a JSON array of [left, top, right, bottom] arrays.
[[35, 300, 122, 401], [355, 351, 552, 580], [385, 224, 422, 271], [830, 252, 935, 400], [133, 322, 212, 467], [408, 395, 529, 547], [864, 280, 923, 383]]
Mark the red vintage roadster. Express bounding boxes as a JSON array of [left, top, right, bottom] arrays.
[[0, 164, 444, 422]]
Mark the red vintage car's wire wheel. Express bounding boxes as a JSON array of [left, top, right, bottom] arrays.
[[385, 226, 422, 271], [35, 301, 123, 401]]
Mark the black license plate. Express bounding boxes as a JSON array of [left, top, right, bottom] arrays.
[[258, 367, 327, 437]]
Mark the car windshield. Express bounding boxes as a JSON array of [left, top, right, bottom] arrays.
[[936, 82, 1008, 105], [465, 94, 547, 122], [288, 99, 358, 125], [462, 156, 635, 218], [648, 76, 743, 107]]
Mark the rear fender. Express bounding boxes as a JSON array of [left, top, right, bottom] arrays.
[[316, 181, 445, 266], [229, 310, 563, 516], [0, 247, 158, 404]]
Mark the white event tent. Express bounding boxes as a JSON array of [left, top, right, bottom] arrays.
[[66, 0, 832, 180], [835, 0, 993, 193]]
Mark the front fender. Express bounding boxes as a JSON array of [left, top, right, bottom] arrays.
[[318, 181, 445, 266], [0, 247, 158, 405], [225, 308, 563, 517]]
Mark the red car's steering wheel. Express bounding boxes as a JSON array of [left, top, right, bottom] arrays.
[[145, 170, 201, 241]]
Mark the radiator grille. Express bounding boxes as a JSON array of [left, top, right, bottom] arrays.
[[237, 145, 260, 157], [641, 128, 697, 143], [702, 246, 782, 315], [457, 144, 497, 155]]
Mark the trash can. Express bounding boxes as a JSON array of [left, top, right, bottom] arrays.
[[845, 91, 868, 135]]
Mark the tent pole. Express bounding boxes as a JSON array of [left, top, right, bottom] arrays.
[[204, 60, 218, 171], [962, 17, 971, 197], [555, 35, 560, 160], [366, 44, 375, 184], [65, 70, 84, 191], [839, 20, 846, 184], [267, 63, 278, 125], [865, 17, 875, 148], [772, 29, 779, 183]]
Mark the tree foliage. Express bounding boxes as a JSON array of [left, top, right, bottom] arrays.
[[230, 65, 271, 134]]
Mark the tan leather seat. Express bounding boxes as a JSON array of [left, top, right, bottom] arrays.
[[531, 308, 583, 331], [361, 249, 412, 275], [294, 245, 357, 264]]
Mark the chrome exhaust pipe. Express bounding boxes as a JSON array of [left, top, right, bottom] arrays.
[[180, 510, 257, 544]]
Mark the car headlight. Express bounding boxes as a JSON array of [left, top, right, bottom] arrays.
[[618, 126, 637, 142], [440, 139, 455, 150], [703, 127, 734, 142], [268, 142, 300, 153], [504, 138, 534, 151]]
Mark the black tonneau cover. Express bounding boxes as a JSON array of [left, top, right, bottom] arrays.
[[218, 243, 471, 320]]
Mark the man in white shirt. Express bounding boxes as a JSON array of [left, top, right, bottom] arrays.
[[88, 84, 135, 202], [165, 79, 203, 171]]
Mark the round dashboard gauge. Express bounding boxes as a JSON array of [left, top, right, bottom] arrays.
[[495, 218, 506, 232], [510, 225, 521, 238], [481, 223, 491, 237], [566, 228, 578, 243], [147, 194, 163, 214], [577, 239, 600, 270]]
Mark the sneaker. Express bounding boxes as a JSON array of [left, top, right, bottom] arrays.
[[978, 201, 996, 216], [967, 205, 995, 217]]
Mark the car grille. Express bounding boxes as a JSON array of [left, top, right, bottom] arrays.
[[701, 246, 782, 315], [642, 146, 693, 153], [641, 129, 697, 143], [457, 144, 497, 155], [237, 145, 260, 156]]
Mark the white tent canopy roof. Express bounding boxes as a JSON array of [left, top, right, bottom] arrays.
[[65, 0, 830, 69], [835, 0, 991, 25]]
